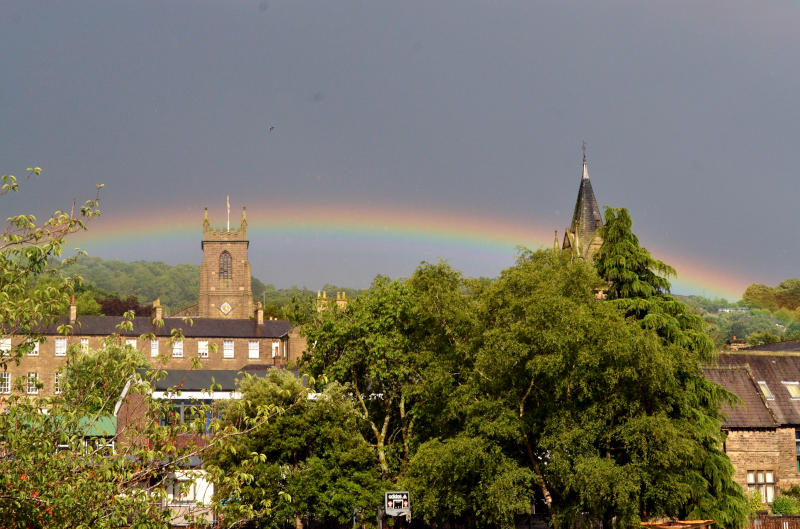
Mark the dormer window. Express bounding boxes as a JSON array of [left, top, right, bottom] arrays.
[[758, 381, 775, 400], [783, 382, 800, 399], [219, 251, 232, 279]]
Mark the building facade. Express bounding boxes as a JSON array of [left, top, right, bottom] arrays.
[[707, 344, 800, 502]]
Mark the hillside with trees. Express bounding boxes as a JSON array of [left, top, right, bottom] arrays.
[[58, 256, 363, 319]]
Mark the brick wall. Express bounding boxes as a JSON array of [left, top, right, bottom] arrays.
[[3, 334, 288, 397]]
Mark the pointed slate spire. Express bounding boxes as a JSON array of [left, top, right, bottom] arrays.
[[563, 144, 604, 259]]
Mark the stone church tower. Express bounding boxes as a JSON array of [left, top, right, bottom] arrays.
[[198, 206, 254, 319], [562, 148, 604, 260]]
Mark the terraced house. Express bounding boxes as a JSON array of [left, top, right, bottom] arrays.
[[707, 342, 800, 502]]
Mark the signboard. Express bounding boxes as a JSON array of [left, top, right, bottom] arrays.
[[385, 491, 410, 517]]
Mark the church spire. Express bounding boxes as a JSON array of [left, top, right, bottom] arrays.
[[562, 143, 604, 260]]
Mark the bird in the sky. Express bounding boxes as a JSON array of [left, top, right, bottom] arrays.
[[268, 125, 275, 133]]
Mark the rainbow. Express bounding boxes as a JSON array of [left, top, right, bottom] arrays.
[[67, 202, 750, 300]]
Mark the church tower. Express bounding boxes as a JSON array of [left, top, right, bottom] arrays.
[[198, 203, 254, 319], [562, 146, 604, 260]]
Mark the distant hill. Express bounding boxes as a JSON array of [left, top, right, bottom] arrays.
[[60, 256, 363, 317]]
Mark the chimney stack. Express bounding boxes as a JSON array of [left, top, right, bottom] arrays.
[[256, 301, 264, 324], [153, 298, 163, 321], [69, 295, 77, 324]]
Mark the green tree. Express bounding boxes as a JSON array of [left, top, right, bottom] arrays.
[[595, 207, 716, 360], [0, 168, 101, 365], [60, 340, 149, 414], [743, 283, 778, 311], [207, 371, 382, 529], [467, 249, 747, 529], [301, 263, 473, 479]]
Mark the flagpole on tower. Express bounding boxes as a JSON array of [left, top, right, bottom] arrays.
[[226, 195, 230, 231]]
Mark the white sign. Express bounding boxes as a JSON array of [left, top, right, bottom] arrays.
[[385, 491, 410, 517]]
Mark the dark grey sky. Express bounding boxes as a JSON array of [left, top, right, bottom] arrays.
[[3, 1, 798, 297]]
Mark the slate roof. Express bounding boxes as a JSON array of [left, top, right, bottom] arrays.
[[714, 352, 800, 426], [703, 366, 776, 428], [142, 369, 272, 392], [42, 316, 291, 339], [569, 176, 603, 247], [744, 340, 800, 352], [563, 158, 603, 258]]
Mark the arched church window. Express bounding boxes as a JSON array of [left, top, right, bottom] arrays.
[[219, 251, 232, 279]]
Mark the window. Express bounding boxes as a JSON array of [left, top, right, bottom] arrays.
[[219, 251, 232, 279], [125, 339, 136, 349], [784, 382, 800, 399], [54, 371, 62, 395], [758, 381, 775, 400], [0, 373, 10, 394], [197, 340, 209, 358], [272, 341, 280, 358], [223, 340, 234, 359], [27, 372, 39, 395], [172, 341, 184, 358], [80, 338, 89, 353], [747, 470, 775, 503], [29, 342, 39, 356], [0, 338, 10, 356], [169, 476, 198, 504], [248, 340, 259, 359], [150, 339, 159, 358], [55, 337, 67, 357], [796, 429, 800, 472]]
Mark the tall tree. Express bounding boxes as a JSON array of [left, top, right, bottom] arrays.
[[595, 207, 715, 361], [464, 249, 747, 529]]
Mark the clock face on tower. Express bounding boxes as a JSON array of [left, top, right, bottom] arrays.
[[219, 302, 233, 315]]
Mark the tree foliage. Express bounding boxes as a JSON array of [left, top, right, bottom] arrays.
[[0, 168, 101, 365], [207, 371, 382, 529]]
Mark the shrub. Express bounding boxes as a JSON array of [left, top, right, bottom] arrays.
[[772, 495, 800, 515], [748, 490, 764, 514]]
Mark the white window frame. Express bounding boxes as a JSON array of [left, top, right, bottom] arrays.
[[80, 338, 89, 353], [172, 341, 184, 358], [197, 340, 209, 359], [55, 337, 67, 357], [272, 340, 280, 358], [758, 381, 775, 400], [0, 373, 10, 394], [248, 340, 259, 359], [0, 338, 11, 356], [54, 371, 62, 395], [747, 469, 775, 503], [29, 342, 39, 356], [150, 339, 159, 358], [783, 381, 800, 399], [223, 340, 234, 359], [125, 338, 137, 349], [27, 372, 39, 395]]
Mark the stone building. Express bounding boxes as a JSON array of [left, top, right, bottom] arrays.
[[562, 149, 604, 261], [198, 207, 254, 319], [706, 343, 800, 502]]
